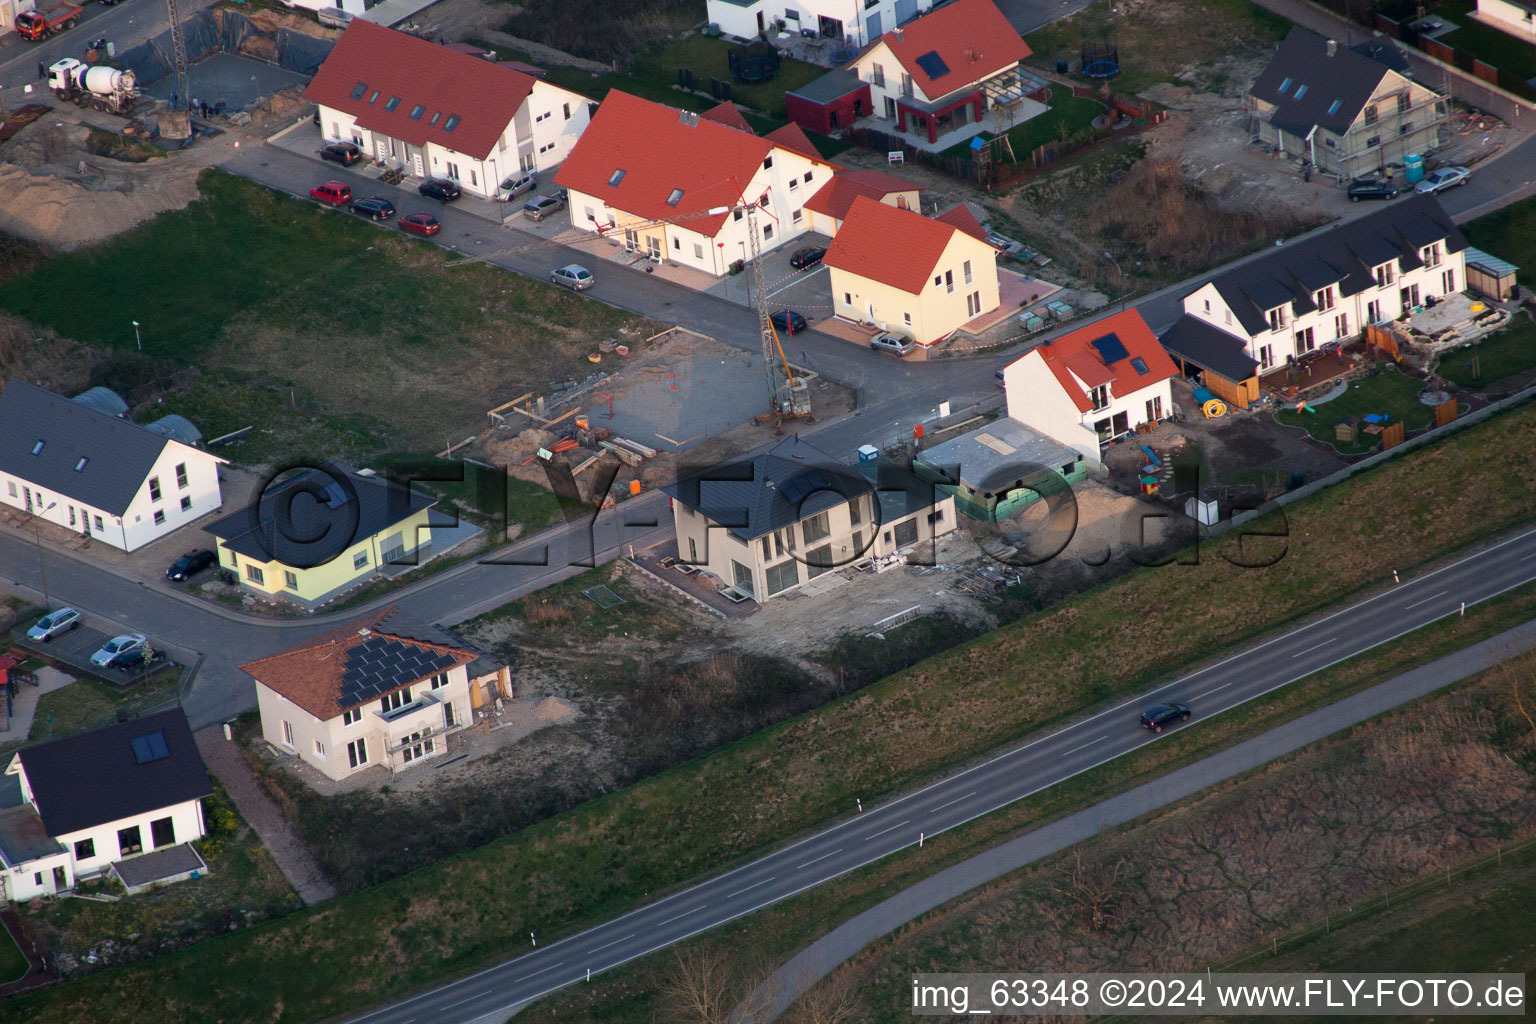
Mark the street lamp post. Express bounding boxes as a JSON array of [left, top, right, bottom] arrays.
[[132, 320, 141, 352], [31, 500, 57, 607], [1102, 251, 1125, 311]]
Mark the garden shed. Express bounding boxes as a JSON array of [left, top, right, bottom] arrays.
[[1463, 246, 1519, 301], [785, 68, 871, 135]]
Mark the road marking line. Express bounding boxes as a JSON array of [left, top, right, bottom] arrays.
[[439, 994, 481, 1010], [657, 907, 700, 926], [1062, 736, 1106, 756], [1291, 637, 1337, 658], [512, 962, 564, 984], [865, 819, 909, 841], [1522, 551, 1536, 560], [929, 792, 976, 814], [726, 877, 774, 898], [797, 848, 843, 869], [1194, 683, 1231, 700], [586, 933, 635, 955], [1403, 590, 1447, 609]]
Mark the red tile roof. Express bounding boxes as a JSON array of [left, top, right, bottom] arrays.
[[824, 194, 983, 294], [762, 122, 826, 163], [1033, 310, 1179, 414], [859, 0, 1033, 98], [304, 20, 539, 162], [701, 101, 753, 132], [933, 203, 990, 242], [240, 606, 478, 722], [804, 168, 922, 221], [555, 90, 833, 237]]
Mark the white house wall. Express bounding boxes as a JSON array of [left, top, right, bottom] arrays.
[[256, 667, 472, 784], [1004, 355, 1103, 467], [55, 799, 207, 879], [527, 81, 592, 171], [705, 0, 930, 46], [1180, 246, 1466, 371], [0, 441, 220, 553]]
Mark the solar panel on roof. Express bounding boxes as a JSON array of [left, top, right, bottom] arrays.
[[914, 51, 951, 79], [322, 481, 348, 508], [777, 469, 829, 506], [1090, 333, 1129, 365], [130, 731, 170, 764]]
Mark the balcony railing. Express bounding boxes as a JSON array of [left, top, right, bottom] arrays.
[[376, 689, 441, 724]]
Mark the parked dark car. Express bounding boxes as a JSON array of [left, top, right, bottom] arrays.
[[349, 196, 397, 221], [399, 212, 442, 237], [1140, 702, 1192, 733], [320, 142, 363, 166], [114, 646, 165, 673], [166, 549, 216, 582], [418, 178, 461, 202], [769, 309, 808, 335], [789, 245, 826, 270], [1346, 178, 1399, 202]]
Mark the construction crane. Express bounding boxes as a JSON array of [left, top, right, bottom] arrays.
[[166, 0, 188, 109]]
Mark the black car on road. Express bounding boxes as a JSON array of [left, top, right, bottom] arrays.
[[1140, 702, 1192, 733], [770, 310, 808, 335], [320, 142, 363, 166], [166, 550, 216, 582], [349, 196, 397, 221], [418, 178, 462, 202], [789, 246, 826, 270], [1346, 178, 1399, 202]]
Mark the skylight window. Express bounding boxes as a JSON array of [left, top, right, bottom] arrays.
[[410, 105, 426, 120], [74, 457, 88, 471], [368, 90, 380, 104], [443, 114, 460, 132], [1327, 99, 1341, 115], [666, 188, 684, 206], [1295, 84, 1308, 99], [1278, 77, 1292, 93], [349, 82, 368, 100], [1130, 356, 1150, 375], [31, 440, 43, 455], [608, 168, 626, 186], [429, 112, 441, 125], [385, 96, 401, 112]]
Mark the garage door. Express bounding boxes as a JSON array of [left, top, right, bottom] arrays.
[[895, 0, 917, 24]]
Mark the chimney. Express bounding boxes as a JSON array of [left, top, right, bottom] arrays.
[[895, 27, 903, 42], [1326, 39, 1337, 57]]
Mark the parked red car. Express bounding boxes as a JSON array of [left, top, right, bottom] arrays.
[[399, 212, 441, 237], [310, 181, 352, 205]]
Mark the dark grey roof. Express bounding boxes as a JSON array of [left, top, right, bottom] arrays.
[[0, 805, 62, 866], [0, 379, 178, 516], [787, 68, 867, 104], [662, 436, 874, 542], [1194, 194, 1465, 337], [72, 386, 128, 417], [1251, 26, 1394, 137], [1351, 37, 1413, 76], [337, 634, 461, 707], [113, 842, 204, 887], [19, 708, 211, 838], [1159, 315, 1260, 383], [205, 461, 436, 566]]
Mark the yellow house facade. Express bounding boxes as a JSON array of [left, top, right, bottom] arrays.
[[824, 197, 1000, 346], [205, 462, 437, 606]]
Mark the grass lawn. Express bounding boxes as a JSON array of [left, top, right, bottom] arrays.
[[1435, 0, 1536, 80], [1461, 191, 1536, 287], [0, 924, 25, 984], [1436, 314, 1536, 387], [1273, 365, 1434, 454], [465, 563, 692, 647], [15, 383, 1536, 1023], [945, 84, 1103, 159], [0, 670, 182, 756], [1023, 0, 1291, 94], [0, 171, 648, 462]]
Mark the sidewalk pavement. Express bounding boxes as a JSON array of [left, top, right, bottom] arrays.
[[738, 616, 1536, 1021], [0, 666, 72, 747], [194, 725, 338, 906]]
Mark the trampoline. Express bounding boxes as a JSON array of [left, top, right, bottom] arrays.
[[1081, 41, 1120, 79], [729, 41, 780, 82]]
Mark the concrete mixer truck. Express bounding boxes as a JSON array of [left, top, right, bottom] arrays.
[[47, 57, 138, 114]]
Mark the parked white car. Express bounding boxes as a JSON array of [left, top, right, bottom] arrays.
[[550, 264, 594, 291], [496, 172, 537, 202], [91, 633, 147, 668], [27, 607, 80, 642], [1414, 166, 1469, 194]]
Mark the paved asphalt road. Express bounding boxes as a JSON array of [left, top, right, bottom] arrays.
[[342, 526, 1536, 1024]]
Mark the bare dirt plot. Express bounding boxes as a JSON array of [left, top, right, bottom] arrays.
[[810, 663, 1536, 1020]]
